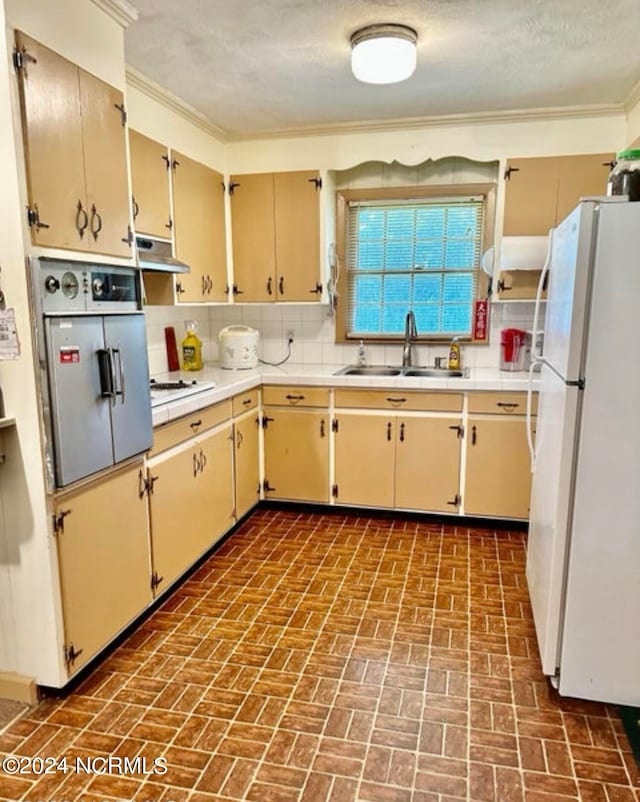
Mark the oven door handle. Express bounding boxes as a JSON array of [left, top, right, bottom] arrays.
[[97, 348, 117, 406], [112, 347, 126, 404]]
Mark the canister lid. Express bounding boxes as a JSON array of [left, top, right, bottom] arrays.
[[616, 149, 640, 161]]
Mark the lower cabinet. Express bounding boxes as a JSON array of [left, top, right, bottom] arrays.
[[54, 462, 152, 674], [234, 412, 260, 519], [147, 423, 234, 593], [465, 416, 533, 519], [262, 407, 329, 502], [333, 413, 462, 512]]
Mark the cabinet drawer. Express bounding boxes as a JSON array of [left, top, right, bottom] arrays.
[[262, 385, 329, 407], [151, 400, 232, 455], [232, 389, 259, 417], [468, 392, 537, 415], [334, 389, 463, 412]]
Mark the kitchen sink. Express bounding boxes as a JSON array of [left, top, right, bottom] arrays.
[[334, 365, 469, 378], [403, 367, 467, 378], [336, 365, 403, 376]]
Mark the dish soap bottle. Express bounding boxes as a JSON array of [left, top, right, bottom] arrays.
[[182, 321, 203, 371], [357, 340, 367, 366], [448, 336, 461, 370]]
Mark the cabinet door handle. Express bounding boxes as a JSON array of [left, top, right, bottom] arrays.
[[90, 204, 103, 241], [320, 419, 325, 438], [387, 422, 392, 441], [447, 494, 461, 507], [193, 452, 201, 477], [132, 195, 139, 220], [267, 277, 273, 296], [279, 276, 284, 295], [471, 425, 477, 445], [236, 429, 244, 448], [399, 422, 405, 442], [176, 281, 185, 295], [497, 402, 519, 411], [199, 448, 207, 470], [309, 282, 322, 295], [202, 275, 207, 295], [497, 279, 512, 292], [75, 200, 88, 238], [233, 284, 244, 295]]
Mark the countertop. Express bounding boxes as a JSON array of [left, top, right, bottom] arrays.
[[151, 363, 538, 426]]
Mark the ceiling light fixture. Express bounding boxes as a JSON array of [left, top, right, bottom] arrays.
[[350, 23, 418, 85]]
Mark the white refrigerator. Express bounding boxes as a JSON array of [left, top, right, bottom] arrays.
[[526, 198, 640, 705]]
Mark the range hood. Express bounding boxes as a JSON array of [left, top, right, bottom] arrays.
[[135, 236, 190, 274]]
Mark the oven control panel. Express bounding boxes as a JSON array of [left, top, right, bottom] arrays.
[[37, 259, 141, 314]]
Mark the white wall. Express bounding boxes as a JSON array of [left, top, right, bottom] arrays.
[[626, 91, 640, 146]]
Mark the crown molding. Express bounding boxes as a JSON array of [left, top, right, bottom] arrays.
[[624, 79, 640, 113], [125, 67, 228, 143], [227, 103, 625, 142], [89, 0, 138, 28]]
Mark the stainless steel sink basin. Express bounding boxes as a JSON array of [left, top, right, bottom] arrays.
[[335, 365, 403, 376], [334, 365, 468, 378], [403, 368, 467, 378]]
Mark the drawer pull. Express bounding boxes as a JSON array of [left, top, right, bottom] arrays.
[[189, 419, 202, 431], [386, 396, 407, 405], [285, 394, 305, 402], [242, 397, 253, 406], [496, 402, 519, 411]]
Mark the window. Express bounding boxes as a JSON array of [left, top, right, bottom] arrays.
[[338, 188, 491, 341]]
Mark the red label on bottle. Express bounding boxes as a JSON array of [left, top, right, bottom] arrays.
[[473, 299, 489, 341], [59, 347, 80, 364]]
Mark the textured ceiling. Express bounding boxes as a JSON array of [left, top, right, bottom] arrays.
[[124, 0, 640, 138]]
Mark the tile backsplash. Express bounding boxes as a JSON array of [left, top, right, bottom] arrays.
[[143, 301, 537, 377]]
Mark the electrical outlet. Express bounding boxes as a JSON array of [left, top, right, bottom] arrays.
[[286, 329, 295, 344]]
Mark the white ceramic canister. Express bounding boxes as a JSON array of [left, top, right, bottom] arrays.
[[218, 325, 259, 369]]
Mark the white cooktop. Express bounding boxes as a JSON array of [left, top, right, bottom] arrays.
[[149, 378, 216, 408]]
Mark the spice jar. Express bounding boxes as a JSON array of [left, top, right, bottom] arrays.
[[607, 149, 640, 201]]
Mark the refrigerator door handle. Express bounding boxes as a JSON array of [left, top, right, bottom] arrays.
[[97, 347, 117, 407], [531, 227, 554, 366], [527, 361, 537, 473], [112, 347, 126, 404]]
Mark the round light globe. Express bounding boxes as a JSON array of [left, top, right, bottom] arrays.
[[351, 25, 417, 85]]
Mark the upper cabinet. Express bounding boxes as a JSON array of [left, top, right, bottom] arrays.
[[129, 130, 172, 238], [503, 153, 614, 236], [14, 32, 131, 257], [230, 170, 322, 302], [172, 151, 227, 302]]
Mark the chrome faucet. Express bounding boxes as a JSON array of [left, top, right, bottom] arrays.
[[402, 311, 418, 367]]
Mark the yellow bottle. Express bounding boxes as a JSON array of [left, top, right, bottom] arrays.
[[448, 337, 461, 370], [182, 321, 203, 371]]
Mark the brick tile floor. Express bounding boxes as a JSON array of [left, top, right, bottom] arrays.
[[1, 508, 638, 801]]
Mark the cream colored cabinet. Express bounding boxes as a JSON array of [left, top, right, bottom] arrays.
[[333, 414, 395, 508], [129, 129, 172, 238], [464, 393, 535, 520], [333, 412, 462, 512], [395, 417, 463, 513], [15, 32, 131, 257], [232, 391, 260, 520], [262, 386, 329, 502], [230, 170, 322, 302], [172, 151, 227, 302], [147, 422, 234, 593], [499, 153, 614, 299], [53, 463, 152, 675]]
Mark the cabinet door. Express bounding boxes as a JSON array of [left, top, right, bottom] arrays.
[[198, 425, 235, 543], [148, 443, 205, 592], [263, 408, 329, 502], [556, 153, 614, 224], [15, 32, 86, 249], [230, 173, 276, 301], [129, 129, 171, 238], [80, 73, 131, 257], [234, 414, 260, 519], [333, 414, 395, 508], [465, 417, 532, 519], [55, 464, 152, 674], [274, 170, 321, 301], [173, 152, 227, 301], [503, 157, 561, 236], [395, 417, 462, 513]]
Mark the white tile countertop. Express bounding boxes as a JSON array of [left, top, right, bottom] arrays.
[[151, 363, 538, 426]]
